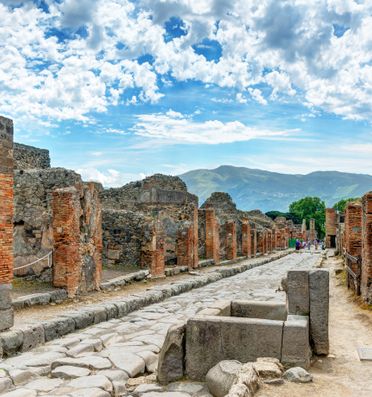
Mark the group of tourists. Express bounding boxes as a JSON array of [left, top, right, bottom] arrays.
[[295, 239, 324, 251]]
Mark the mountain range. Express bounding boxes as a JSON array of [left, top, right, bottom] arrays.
[[179, 166, 372, 212]]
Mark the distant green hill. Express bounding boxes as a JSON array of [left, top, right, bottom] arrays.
[[179, 166, 372, 212]]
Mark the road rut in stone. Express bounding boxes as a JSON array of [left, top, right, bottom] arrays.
[[0, 252, 320, 397]]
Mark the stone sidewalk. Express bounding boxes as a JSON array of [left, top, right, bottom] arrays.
[[0, 252, 322, 396]]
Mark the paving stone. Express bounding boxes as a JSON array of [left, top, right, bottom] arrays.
[[0, 377, 12, 394], [134, 383, 164, 393], [51, 365, 91, 379], [68, 374, 112, 392], [167, 381, 205, 394], [136, 350, 158, 372], [107, 350, 145, 377], [25, 378, 64, 392], [1, 389, 37, 397], [139, 393, 191, 397], [51, 356, 112, 370], [8, 368, 35, 385], [98, 369, 129, 382], [6, 351, 66, 368], [69, 388, 111, 397]]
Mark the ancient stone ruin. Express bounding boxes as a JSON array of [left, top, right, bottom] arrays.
[[157, 268, 329, 382], [330, 194, 372, 304]]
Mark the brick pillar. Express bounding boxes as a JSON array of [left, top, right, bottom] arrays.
[[309, 218, 316, 241], [52, 185, 102, 297], [141, 220, 165, 277], [177, 224, 194, 269], [52, 187, 82, 297], [192, 206, 199, 269], [361, 192, 372, 304], [301, 219, 307, 240], [225, 220, 237, 260], [253, 228, 257, 257], [326, 208, 337, 248], [241, 220, 252, 257], [205, 208, 220, 264], [345, 202, 362, 257], [0, 116, 14, 331]]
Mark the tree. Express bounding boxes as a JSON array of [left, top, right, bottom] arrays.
[[265, 210, 301, 224], [289, 196, 326, 238], [333, 197, 360, 213]]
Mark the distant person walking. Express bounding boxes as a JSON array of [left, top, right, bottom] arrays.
[[295, 239, 301, 251]]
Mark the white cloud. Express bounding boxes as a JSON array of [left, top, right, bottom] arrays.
[[131, 109, 295, 144], [76, 167, 145, 187], [1, 0, 372, 124]]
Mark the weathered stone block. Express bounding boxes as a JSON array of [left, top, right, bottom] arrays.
[[231, 300, 287, 321], [281, 315, 311, 369], [0, 329, 23, 356], [309, 269, 329, 355], [287, 270, 309, 315], [157, 322, 186, 384], [0, 308, 14, 333], [0, 284, 12, 310], [21, 324, 45, 352], [186, 316, 283, 381]]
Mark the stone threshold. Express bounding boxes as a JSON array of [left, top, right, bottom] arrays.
[[0, 250, 293, 358]]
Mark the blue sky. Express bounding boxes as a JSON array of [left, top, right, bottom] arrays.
[[1, 0, 372, 186]]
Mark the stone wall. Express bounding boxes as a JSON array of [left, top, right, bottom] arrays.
[[13, 168, 82, 278], [101, 174, 198, 270], [0, 115, 14, 331], [361, 192, 372, 304], [52, 183, 102, 297], [14, 143, 50, 170]]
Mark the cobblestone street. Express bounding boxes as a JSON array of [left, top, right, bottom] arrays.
[[0, 252, 321, 397]]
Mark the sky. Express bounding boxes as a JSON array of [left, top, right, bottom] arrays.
[[1, 0, 372, 187]]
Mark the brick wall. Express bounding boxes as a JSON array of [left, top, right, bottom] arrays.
[[344, 202, 362, 257], [326, 208, 337, 248], [361, 192, 372, 304], [52, 184, 102, 297], [0, 115, 14, 331]]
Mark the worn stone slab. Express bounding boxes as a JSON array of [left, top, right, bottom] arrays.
[[0, 377, 12, 394], [1, 389, 37, 397], [51, 365, 91, 379], [8, 369, 35, 386], [287, 271, 309, 315], [24, 378, 64, 392], [69, 388, 111, 397], [231, 300, 287, 320], [0, 330, 23, 356], [309, 269, 329, 355], [107, 349, 145, 377], [51, 356, 112, 370], [68, 374, 112, 392], [21, 324, 45, 352]]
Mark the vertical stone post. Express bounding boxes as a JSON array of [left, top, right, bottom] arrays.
[[177, 221, 198, 270], [192, 206, 199, 269], [151, 222, 165, 278], [205, 208, 220, 264], [361, 192, 372, 304], [0, 116, 14, 331], [241, 220, 251, 258], [225, 220, 237, 260]]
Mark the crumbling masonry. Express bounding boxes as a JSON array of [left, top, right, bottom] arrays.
[[0, 116, 14, 331]]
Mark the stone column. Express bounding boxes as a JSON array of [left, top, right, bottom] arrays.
[[361, 192, 372, 304], [192, 206, 199, 269], [177, 225, 194, 269], [225, 220, 237, 260], [301, 219, 307, 240], [241, 220, 251, 257], [0, 116, 14, 331], [205, 208, 220, 264], [345, 202, 362, 257]]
